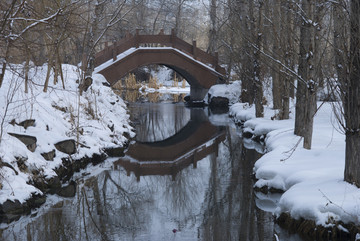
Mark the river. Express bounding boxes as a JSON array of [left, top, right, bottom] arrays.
[[0, 92, 308, 241]]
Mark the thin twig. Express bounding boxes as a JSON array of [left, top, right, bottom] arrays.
[[281, 137, 303, 162]]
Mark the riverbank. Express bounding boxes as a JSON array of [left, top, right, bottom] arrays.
[[229, 101, 360, 239], [0, 64, 134, 222]]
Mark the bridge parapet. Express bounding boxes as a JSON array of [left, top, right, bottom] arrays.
[[95, 29, 226, 75]]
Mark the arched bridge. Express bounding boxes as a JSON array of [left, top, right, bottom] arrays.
[[93, 29, 226, 101]]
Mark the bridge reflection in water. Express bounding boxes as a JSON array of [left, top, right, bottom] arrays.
[[114, 107, 226, 181]]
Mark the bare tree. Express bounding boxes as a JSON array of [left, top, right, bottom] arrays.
[[337, 0, 360, 186], [80, 0, 142, 94], [208, 0, 218, 55]]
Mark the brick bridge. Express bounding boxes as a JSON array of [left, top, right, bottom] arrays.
[[93, 29, 226, 101], [113, 109, 226, 181]]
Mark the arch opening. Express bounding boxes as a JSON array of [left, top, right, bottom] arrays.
[[95, 48, 224, 101]]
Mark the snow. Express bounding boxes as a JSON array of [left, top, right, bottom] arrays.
[[205, 81, 241, 105], [0, 63, 134, 204], [143, 85, 190, 94], [230, 99, 360, 227], [226, 82, 360, 227]]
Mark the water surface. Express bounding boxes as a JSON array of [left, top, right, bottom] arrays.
[[0, 96, 307, 241]]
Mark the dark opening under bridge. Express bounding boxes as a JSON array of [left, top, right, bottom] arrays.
[[94, 29, 226, 101]]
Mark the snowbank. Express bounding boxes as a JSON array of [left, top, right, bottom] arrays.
[[231, 100, 360, 229], [205, 81, 241, 105], [0, 64, 133, 205]]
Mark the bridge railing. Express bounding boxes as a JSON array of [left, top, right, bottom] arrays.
[[94, 29, 226, 75]]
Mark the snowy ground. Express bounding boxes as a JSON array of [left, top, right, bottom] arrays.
[[227, 92, 360, 230], [0, 64, 134, 205]]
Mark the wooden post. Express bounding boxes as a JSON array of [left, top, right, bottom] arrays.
[[112, 42, 117, 61], [135, 29, 140, 48], [192, 40, 197, 59], [159, 29, 164, 35], [105, 42, 108, 48], [171, 28, 176, 48], [214, 52, 218, 67]]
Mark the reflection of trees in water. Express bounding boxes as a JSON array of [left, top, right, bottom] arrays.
[[200, 127, 274, 241], [146, 92, 161, 102], [160, 167, 203, 229], [124, 89, 140, 102], [114, 89, 140, 102], [132, 103, 190, 142], [78, 170, 152, 240], [172, 93, 185, 103], [0, 123, 277, 241], [0, 169, 152, 241]]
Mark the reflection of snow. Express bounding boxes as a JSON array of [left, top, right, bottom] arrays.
[[255, 191, 282, 213]]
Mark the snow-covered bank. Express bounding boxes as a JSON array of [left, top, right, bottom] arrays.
[[205, 81, 241, 105], [0, 64, 134, 219], [230, 101, 360, 236]]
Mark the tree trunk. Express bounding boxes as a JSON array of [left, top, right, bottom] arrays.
[[294, 0, 317, 150], [314, 0, 326, 88], [208, 0, 217, 55], [174, 0, 184, 37], [344, 0, 360, 186], [0, 40, 11, 88], [280, 0, 295, 120], [56, 48, 65, 89], [254, 1, 264, 117], [43, 53, 54, 93], [271, 1, 282, 110], [333, 1, 348, 89], [0, 62, 6, 89], [24, 47, 30, 93], [237, 0, 254, 104], [81, 0, 105, 94], [302, 83, 317, 149]]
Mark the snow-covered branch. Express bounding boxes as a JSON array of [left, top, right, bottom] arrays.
[[248, 41, 306, 85], [8, 9, 63, 41]]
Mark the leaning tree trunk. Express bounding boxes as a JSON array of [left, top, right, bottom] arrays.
[[80, 0, 105, 94], [344, 0, 360, 186]]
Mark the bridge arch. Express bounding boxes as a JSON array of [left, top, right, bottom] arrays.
[[93, 30, 226, 101], [114, 117, 226, 181]]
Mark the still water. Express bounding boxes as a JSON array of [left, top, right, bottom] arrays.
[[0, 94, 306, 241]]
